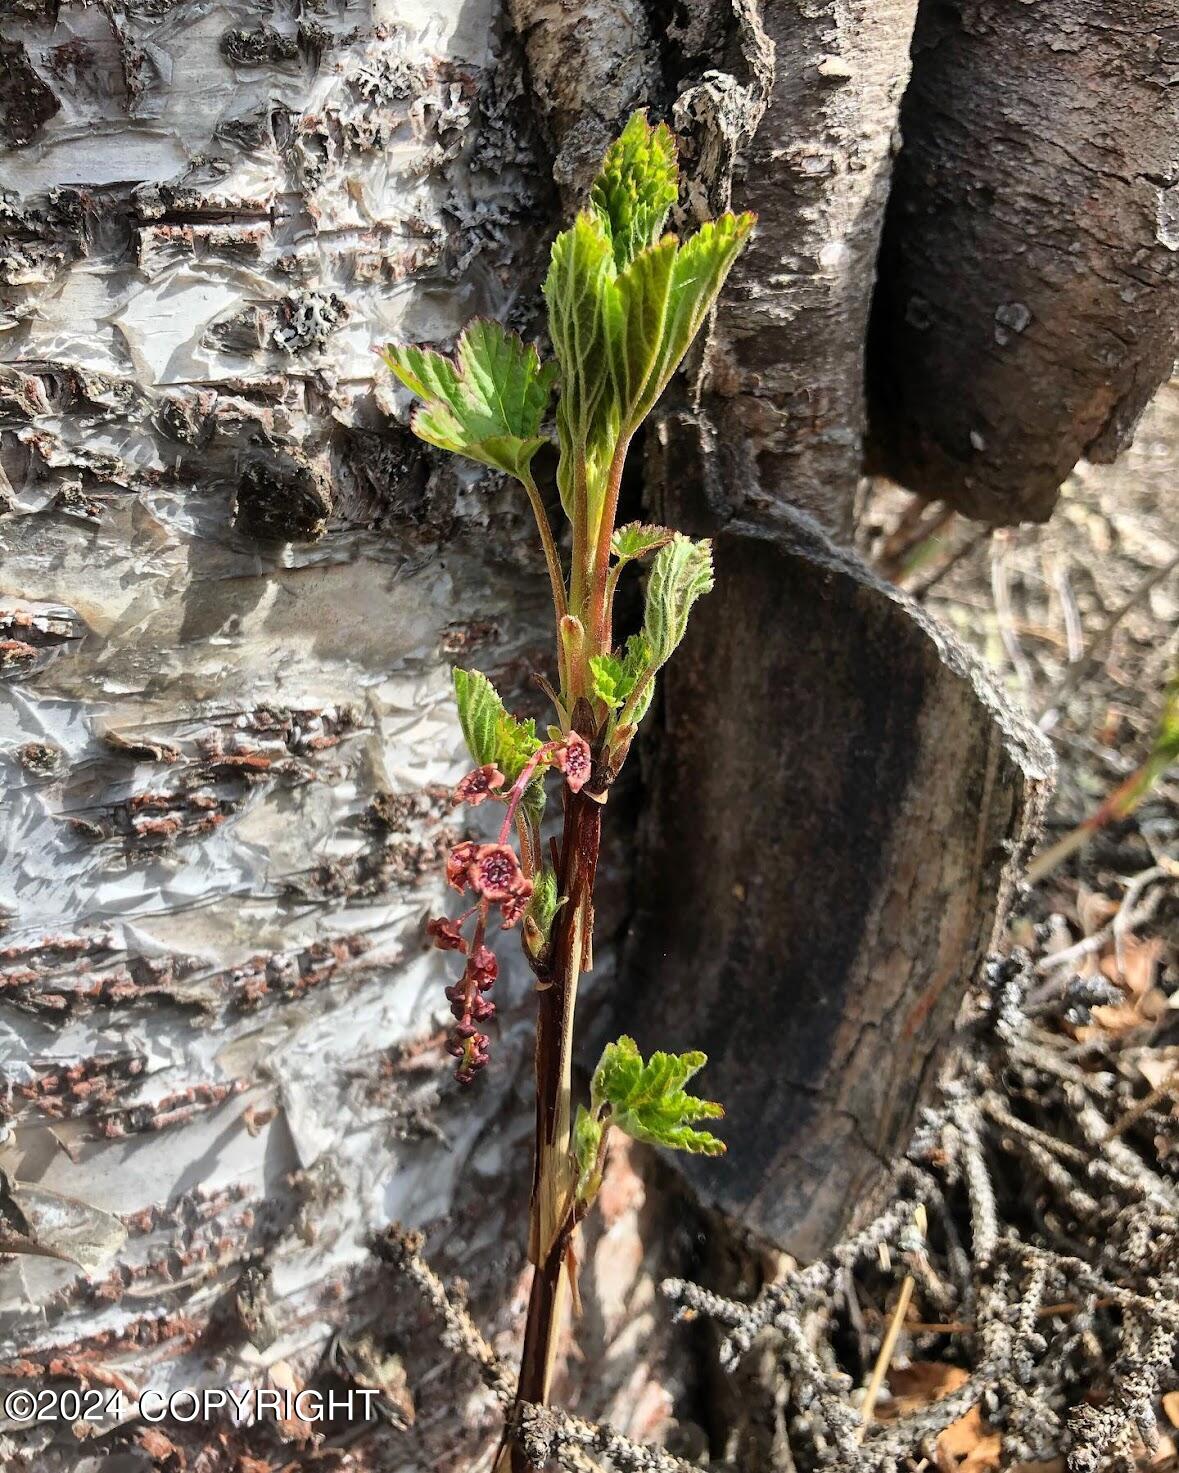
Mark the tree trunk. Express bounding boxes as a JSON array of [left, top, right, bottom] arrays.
[[0, 5, 569, 1466], [867, 0, 1179, 525]]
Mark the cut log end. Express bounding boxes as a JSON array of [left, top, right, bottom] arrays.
[[621, 512, 1053, 1259]]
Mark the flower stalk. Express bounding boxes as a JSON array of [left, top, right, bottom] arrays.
[[383, 111, 750, 1467]]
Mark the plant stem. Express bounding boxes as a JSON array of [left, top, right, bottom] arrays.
[[588, 441, 631, 651], [509, 785, 602, 1471], [569, 456, 591, 617], [521, 470, 568, 627]]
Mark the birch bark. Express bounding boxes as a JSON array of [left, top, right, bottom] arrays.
[[0, 4, 568, 1466]]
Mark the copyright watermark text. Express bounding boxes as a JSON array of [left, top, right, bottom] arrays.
[[2, 1385, 382, 1426]]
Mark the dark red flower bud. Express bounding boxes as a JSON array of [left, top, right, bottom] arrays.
[[427, 915, 467, 952], [453, 764, 506, 807], [468, 945, 498, 989], [445, 841, 480, 893]]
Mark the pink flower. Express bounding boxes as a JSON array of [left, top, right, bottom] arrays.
[[427, 915, 467, 952], [469, 843, 528, 902], [499, 889, 531, 928], [554, 732, 592, 793], [445, 841, 479, 893], [453, 764, 505, 807]]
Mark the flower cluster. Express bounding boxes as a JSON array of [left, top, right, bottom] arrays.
[[427, 733, 592, 1082]]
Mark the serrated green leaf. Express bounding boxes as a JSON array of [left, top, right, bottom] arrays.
[[495, 711, 542, 786], [590, 112, 679, 271], [610, 212, 755, 437], [590, 634, 653, 715], [452, 668, 502, 768], [383, 321, 556, 480], [607, 233, 677, 420], [643, 535, 714, 668], [545, 213, 621, 515], [611, 522, 674, 564], [452, 668, 542, 782], [590, 1035, 725, 1156], [589, 653, 625, 710], [545, 119, 753, 548]]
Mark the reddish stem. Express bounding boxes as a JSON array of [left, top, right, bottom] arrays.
[[509, 785, 602, 1470], [498, 742, 561, 846]]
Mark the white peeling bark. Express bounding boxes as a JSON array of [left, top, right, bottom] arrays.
[[0, 3, 571, 1466]]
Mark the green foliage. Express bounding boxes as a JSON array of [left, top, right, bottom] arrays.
[[590, 112, 678, 270], [606, 213, 753, 435], [452, 668, 541, 784], [1122, 671, 1179, 811], [525, 864, 561, 942], [1153, 674, 1179, 765], [589, 653, 625, 710], [642, 535, 714, 669], [544, 113, 754, 534], [572, 1105, 604, 1202], [452, 668, 501, 767], [383, 321, 556, 480], [590, 634, 653, 717], [545, 214, 622, 517], [611, 522, 674, 565], [589, 1035, 725, 1156]]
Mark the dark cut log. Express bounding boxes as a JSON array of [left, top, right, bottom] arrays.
[[619, 512, 1053, 1258], [867, 0, 1179, 526]]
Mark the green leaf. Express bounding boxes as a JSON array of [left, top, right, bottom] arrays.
[[642, 535, 714, 668], [590, 111, 679, 271], [452, 668, 502, 768], [610, 212, 755, 435], [611, 522, 674, 564], [1153, 674, 1179, 764], [590, 634, 653, 714], [590, 1035, 725, 1156], [545, 214, 621, 477], [452, 668, 541, 782], [496, 713, 542, 786], [525, 864, 561, 941], [572, 1105, 604, 1202], [589, 652, 626, 711], [624, 674, 654, 728], [544, 120, 753, 537], [1132, 672, 1179, 801], [382, 320, 556, 480]]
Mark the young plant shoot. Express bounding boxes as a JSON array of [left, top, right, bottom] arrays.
[[384, 112, 753, 1460]]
